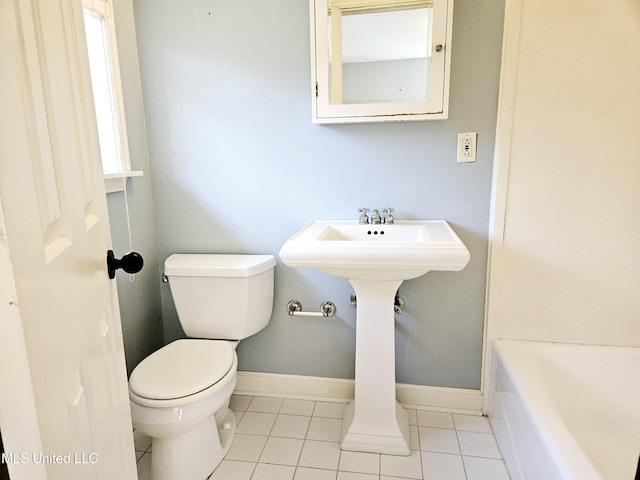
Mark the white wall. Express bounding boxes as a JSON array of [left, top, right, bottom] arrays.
[[487, 0, 640, 347]]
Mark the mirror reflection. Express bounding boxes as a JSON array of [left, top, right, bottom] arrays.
[[328, 1, 433, 105]]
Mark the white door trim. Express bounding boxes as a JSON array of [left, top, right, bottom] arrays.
[[480, 0, 522, 413]]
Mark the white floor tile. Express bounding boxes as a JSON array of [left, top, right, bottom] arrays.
[[452, 414, 493, 434], [271, 414, 311, 439], [463, 456, 510, 480], [294, 467, 338, 480], [299, 440, 341, 470], [136, 395, 509, 480], [209, 459, 255, 480], [338, 450, 380, 475], [259, 436, 304, 466], [456, 431, 502, 459], [236, 411, 277, 435], [421, 451, 466, 480], [409, 425, 420, 450], [313, 402, 347, 419], [247, 396, 284, 413], [252, 462, 296, 480], [337, 472, 378, 480], [417, 411, 455, 429], [380, 450, 423, 479], [281, 398, 316, 416], [225, 433, 268, 462], [406, 408, 418, 425], [136, 452, 151, 480], [307, 416, 343, 442], [381, 477, 424, 480], [419, 427, 460, 454], [133, 430, 151, 453], [229, 394, 253, 412], [235, 410, 245, 425]]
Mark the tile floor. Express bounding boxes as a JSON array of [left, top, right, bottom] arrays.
[[135, 395, 510, 480]]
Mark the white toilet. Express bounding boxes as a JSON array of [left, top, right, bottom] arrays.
[[128, 254, 276, 480]]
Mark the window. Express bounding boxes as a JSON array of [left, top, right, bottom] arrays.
[[83, 0, 142, 192]]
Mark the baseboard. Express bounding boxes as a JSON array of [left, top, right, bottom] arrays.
[[235, 371, 483, 415]]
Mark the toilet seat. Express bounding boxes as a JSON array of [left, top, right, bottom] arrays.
[[129, 339, 234, 401]]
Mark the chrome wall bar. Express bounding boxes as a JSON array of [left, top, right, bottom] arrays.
[[287, 300, 336, 317]]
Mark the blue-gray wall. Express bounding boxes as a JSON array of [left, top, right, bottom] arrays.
[[108, 0, 163, 375], [131, 0, 504, 389]]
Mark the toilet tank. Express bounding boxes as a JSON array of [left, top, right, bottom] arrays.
[[164, 254, 276, 340]]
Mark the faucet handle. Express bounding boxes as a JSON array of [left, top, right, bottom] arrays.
[[358, 208, 370, 224], [382, 208, 395, 224]]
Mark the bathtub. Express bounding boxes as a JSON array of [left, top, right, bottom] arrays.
[[488, 340, 640, 480]]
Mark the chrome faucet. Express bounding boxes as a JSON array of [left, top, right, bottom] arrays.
[[383, 208, 395, 224], [358, 208, 370, 224], [358, 207, 396, 224]]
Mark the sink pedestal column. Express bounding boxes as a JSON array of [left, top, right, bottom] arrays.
[[341, 278, 410, 456]]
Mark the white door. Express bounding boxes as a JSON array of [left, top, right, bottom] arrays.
[[0, 0, 137, 479]]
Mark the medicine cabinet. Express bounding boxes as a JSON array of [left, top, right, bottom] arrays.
[[309, 0, 453, 124]]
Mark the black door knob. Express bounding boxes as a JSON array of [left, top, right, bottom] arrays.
[[107, 250, 144, 279]]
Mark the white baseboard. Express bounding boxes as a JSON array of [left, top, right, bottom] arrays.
[[235, 371, 483, 415]]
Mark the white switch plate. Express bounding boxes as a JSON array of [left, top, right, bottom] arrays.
[[457, 132, 477, 163]]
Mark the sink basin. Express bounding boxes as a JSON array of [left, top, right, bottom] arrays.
[[279, 219, 470, 456], [279, 220, 470, 281], [318, 224, 427, 242]]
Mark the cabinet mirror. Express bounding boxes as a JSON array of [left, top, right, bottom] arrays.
[[310, 0, 453, 124]]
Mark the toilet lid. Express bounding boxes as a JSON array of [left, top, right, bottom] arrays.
[[129, 339, 234, 400]]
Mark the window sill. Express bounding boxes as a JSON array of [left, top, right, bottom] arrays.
[[104, 171, 144, 194]]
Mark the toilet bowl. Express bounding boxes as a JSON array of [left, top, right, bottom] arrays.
[[129, 339, 238, 480], [129, 254, 275, 480]]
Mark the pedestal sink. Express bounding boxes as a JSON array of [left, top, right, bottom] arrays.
[[279, 220, 470, 455]]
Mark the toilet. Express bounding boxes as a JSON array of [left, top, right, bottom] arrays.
[[128, 254, 276, 480]]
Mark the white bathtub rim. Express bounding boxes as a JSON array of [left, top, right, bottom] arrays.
[[493, 339, 604, 480]]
